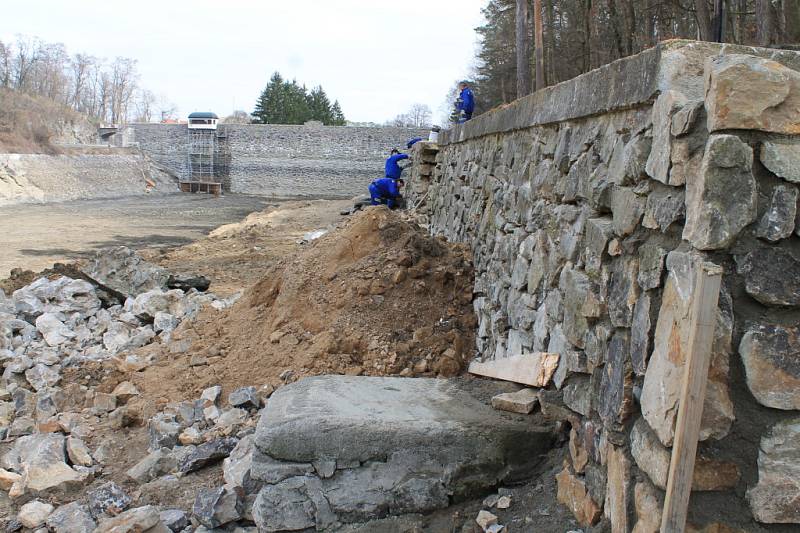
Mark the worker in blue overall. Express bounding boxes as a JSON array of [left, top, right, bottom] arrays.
[[385, 148, 409, 180], [455, 81, 475, 123], [369, 177, 404, 209]]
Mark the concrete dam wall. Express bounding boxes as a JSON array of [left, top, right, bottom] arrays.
[[128, 124, 428, 198], [408, 40, 800, 530]]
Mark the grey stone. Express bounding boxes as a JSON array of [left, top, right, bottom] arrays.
[[147, 413, 181, 452], [126, 448, 176, 483], [683, 134, 757, 250], [223, 434, 261, 494], [630, 292, 654, 376], [250, 448, 314, 484], [637, 242, 667, 290], [153, 312, 178, 334], [739, 324, 800, 410], [252, 376, 554, 524], [159, 509, 188, 532], [756, 184, 798, 241], [642, 183, 685, 232], [35, 313, 75, 347], [761, 139, 800, 183], [1, 433, 87, 496], [736, 248, 800, 307], [610, 186, 645, 237], [228, 386, 260, 409], [597, 330, 634, 429], [607, 256, 640, 328], [24, 363, 61, 391], [646, 90, 688, 185], [45, 502, 96, 533], [563, 375, 592, 417], [747, 417, 800, 524], [177, 437, 238, 474], [252, 476, 329, 532], [87, 481, 132, 518], [584, 217, 615, 275], [17, 500, 54, 529], [81, 246, 171, 299], [93, 505, 160, 533], [193, 486, 242, 529]]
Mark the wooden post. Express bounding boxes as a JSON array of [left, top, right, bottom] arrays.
[[660, 263, 723, 533], [534, 0, 545, 91]]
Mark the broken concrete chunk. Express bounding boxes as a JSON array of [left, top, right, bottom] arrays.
[[705, 54, 800, 134], [490, 388, 538, 414]]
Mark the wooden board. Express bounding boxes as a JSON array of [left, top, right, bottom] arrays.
[[468, 352, 560, 387], [660, 262, 723, 533]]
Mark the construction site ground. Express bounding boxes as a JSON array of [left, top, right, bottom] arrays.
[[0, 195, 581, 532]]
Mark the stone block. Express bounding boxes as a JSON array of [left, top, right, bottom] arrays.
[[736, 248, 800, 307], [641, 252, 734, 446], [756, 184, 797, 241], [607, 256, 640, 328], [556, 466, 602, 527], [642, 183, 685, 233], [605, 445, 631, 533], [632, 481, 662, 533], [597, 330, 634, 428], [683, 134, 757, 250], [761, 139, 800, 183], [610, 186, 645, 237], [646, 90, 688, 185], [739, 323, 800, 410], [705, 54, 800, 134], [747, 417, 800, 524], [490, 388, 538, 414]]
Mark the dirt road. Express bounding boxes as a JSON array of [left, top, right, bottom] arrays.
[[0, 193, 273, 277]]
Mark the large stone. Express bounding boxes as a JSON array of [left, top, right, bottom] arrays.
[[597, 330, 634, 428], [252, 376, 554, 525], [87, 481, 132, 518], [610, 186, 645, 237], [81, 247, 171, 299], [641, 252, 734, 446], [747, 417, 800, 524], [739, 324, 800, 410], [126, 448, 176, 484], [642, 183, 685, 232], [583, 217, 615, 275], [756, 184, 797, 241], [1, 433, 87, 496], [228, 386, 260, 409], [491, 388, 539, 414], [632, 481, 662, 533], [646, 90, 688, 185], [147, 413, 181, 451], [705, 54, 800, 134], [177, 437, 238, 474], [556, 466, 601, 527], [736, 248, 800, 307], [25, 363, 61, 391], [630, 418, 739, 491], [607, 256, 640, 328], [253, 475, 335, 532], [46, 502, 96, 533], [630, 291, 653, 376], [35, 313, 75, 347], [683, 134, 757, 250], [223, 434, 260, 494], [760, 139, 800, 183]]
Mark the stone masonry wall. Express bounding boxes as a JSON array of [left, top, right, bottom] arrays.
[[128, 124, 427, 198], [408, 40, 800, 531]]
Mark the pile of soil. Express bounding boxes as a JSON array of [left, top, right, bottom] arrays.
[[133, 207, 477, 403]]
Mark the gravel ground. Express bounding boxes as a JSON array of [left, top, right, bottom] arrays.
[[0, 193, 273, 277]]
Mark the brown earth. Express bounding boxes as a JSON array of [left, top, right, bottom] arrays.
[[128, 206, 476, 412]]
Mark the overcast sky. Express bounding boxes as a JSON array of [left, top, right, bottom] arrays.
[[2, 0, 486, 123]]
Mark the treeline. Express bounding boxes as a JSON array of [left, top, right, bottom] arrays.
[[252, 72, 346, 125], [0, 35, 172, 125], [471, 0, 800, 112]]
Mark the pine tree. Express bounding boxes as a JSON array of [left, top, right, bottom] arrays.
[[307, 86, 333, 124], [330, 100, 346, 126], [252, 72, 285, 124]]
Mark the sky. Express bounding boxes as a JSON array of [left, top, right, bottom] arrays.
[[2, 0, 487, 124]]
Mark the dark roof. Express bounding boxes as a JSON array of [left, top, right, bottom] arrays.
[[188, 112, 218, 119]]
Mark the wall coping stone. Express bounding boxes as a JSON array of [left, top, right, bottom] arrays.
[[442, 39, 800, 145]]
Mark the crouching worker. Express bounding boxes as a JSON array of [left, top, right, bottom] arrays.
[[369, 177, 405, 209]]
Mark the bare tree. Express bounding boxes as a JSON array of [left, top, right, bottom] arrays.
[[222, 110, 252, 124], [134, 89, 156, 122], [407, 103, 432, 128]]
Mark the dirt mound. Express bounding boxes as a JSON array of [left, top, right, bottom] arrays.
[[133, 207, 476, 403]]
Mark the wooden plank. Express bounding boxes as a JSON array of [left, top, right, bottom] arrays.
[[660, 262, 724, 533], [468, 352, 560, 387]]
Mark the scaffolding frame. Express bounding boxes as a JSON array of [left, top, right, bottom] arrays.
[[182, 126, 230, 194]]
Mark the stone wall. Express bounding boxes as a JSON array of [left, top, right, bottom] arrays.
[[127, 124, 427, 198], [408, 40, 800, 530], [0, 150, 175, 206]]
